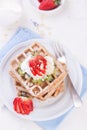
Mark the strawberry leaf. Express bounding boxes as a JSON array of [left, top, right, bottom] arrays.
[[55, 0, 61, 5]]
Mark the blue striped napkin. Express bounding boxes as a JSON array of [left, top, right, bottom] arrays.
[[0, 27, 87, 130]]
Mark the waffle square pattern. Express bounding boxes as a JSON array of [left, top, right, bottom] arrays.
[[9, 42, 67, 101]]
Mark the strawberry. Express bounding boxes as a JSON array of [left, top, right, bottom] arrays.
[[39, 0, 61, 10], [29, 55, 47, 76], [13, 97, 21, 113], [13, 97, 33, 115], [38, 0, 43, 2]]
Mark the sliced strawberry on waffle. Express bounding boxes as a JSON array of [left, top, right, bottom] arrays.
[[29, 55, 47, 76]]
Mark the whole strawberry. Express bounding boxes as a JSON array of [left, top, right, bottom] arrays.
[[39, 0, 61, 10]]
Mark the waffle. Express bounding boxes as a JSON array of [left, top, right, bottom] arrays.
[[14, 80, 33, 99], [14, 80, 64, 98], [9, 42, 67, 100]]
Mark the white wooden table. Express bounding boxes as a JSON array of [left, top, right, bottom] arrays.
[[0, 0, 87, 130]]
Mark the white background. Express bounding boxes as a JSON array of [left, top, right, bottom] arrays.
[[0, 0, 87, 130]]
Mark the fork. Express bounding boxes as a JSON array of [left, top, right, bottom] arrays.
[[53, 42, 83, 108]]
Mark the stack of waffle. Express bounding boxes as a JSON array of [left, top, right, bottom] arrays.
[[9, 42, 67, 101]]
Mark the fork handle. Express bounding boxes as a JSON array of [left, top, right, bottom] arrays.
[[68, 75, 83, 108]]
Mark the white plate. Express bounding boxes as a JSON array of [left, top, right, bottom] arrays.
[[0, 39, 83, 121]]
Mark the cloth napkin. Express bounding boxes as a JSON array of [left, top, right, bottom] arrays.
[[0, 27, 87, 130]]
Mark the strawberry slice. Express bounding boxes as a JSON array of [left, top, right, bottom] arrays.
[[39, 0, 61, 10], [17, 98, 25, 114], [22, 100, 33, 114], [29, 55, 47, 76], [38, 0, 43, 2], [13, 97, 21, 113], [13, 97, 33, 115]]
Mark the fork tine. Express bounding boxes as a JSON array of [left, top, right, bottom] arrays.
[[53, 42, 60, 58], [57, 42, 65, 55], [55, 42, 63, 57], [52, 41, 65, 58]]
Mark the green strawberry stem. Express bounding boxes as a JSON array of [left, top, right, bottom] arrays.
[[55, 0, 61, 5]]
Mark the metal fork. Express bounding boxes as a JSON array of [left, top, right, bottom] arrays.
[[53, 42, 83, 108]]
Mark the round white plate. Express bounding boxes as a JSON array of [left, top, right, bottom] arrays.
[[0, 39, 83, 121]]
